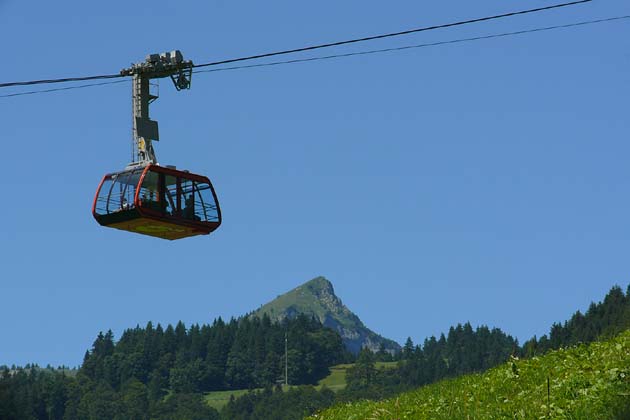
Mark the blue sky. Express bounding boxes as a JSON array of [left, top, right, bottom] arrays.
[[1, 0, 629, 367]]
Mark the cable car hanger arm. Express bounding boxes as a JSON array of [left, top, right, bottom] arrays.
[[123, 51, 193, 167]]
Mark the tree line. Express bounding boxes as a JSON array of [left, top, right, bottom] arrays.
[[222, 284, 630, 419], [1, 284, 628, 420], [81, 313, 347, 394], [0, 313, 347, 420], [521, 284, 630, 356]]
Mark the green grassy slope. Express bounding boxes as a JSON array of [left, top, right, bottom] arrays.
[[204, 362, 399, 410], [204, 389, 253, 411], [316, 362, 398, 392], [310, 330, 630, 420], [316, 364, 350, 393]]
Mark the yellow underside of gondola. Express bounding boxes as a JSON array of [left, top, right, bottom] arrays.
[[105, 217, 207, 240]]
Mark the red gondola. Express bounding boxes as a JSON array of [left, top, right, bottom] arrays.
[[92, 50, 222, 240], [93, 164, 221, 240]]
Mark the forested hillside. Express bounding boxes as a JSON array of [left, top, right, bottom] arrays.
[[339, 323, 519, 401], [0, 314, 346, 420], [214, 284, 630, 420], [1, 284, 628, 420], [332, 284, 630, 402], [310, 329, 630, 420], [521, 284, 630, 355], [81, 313, 346, 393]]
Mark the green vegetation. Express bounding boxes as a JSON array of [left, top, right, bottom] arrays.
[[310, 330, 630, 420], [522, 284, 630, 356], [316, 365, 349, 392], [204, 361, 398, 411], [254, 276, 400, 354], [0, 314, 345, 420], [221, 284, 630, 420], [221, 385, 336, 420], [316, 361, 398, 393], [82, 313, 345, 394], [1, 283, 628, 420], [205, 389, 253, 411], [374, 362, 399, 370]]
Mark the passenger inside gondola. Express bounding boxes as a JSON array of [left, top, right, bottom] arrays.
[[121, 198, 132, 210], [183, 194, 200, 221], [161, 194, 172, 216]]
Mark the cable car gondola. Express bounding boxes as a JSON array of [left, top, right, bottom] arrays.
[[92, 50, 221, 240], [93, 164, 221, 240]]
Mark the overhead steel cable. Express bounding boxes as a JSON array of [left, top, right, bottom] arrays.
[[195, 16, 630, 75], [0, 0, 591, 90], [192, 0, 593, 69], [0, 73, 123, 89], [2, 14, 627, 99], [0, 80, 129, 98]]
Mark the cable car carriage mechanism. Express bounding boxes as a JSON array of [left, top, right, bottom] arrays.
[[93, 51, 221, 240]]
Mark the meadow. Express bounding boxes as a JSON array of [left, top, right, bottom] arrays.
[[204, 361, 398, 410], [309, 331, 630, 420]]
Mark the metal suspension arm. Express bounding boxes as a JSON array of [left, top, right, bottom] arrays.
[[121, 50, 193, 166]]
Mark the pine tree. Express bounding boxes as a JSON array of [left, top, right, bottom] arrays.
[[346, 348, 376, 389], [402, 337, 414, 360]]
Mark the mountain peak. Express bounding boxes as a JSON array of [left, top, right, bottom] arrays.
[[297, 276, 335, 300], [302, 276, 334, 292], [253, 277, 400, 354]]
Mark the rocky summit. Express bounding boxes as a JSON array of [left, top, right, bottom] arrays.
[[253, 276, 400, 354]]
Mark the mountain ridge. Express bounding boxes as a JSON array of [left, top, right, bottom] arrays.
[[252, 276, 401, 354]]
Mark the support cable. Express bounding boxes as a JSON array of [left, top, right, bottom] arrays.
[[0, 0, 592, 90], [0, 80, 129, 98], [0, 74, 123, 89], [2, 14, 625, 98], [194, 16, 630, 75], [192, 0, 593, 69]]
